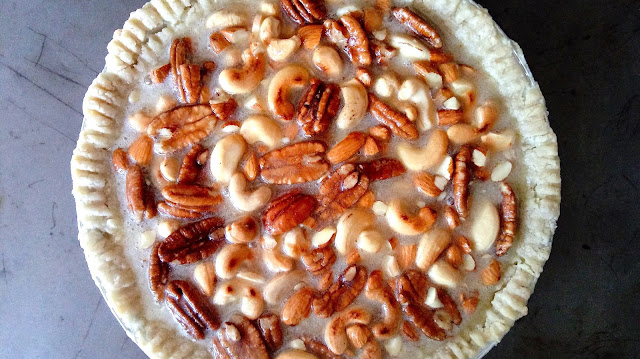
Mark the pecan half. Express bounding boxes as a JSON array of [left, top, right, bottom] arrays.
[[157, 200, 214, 219], [312, 265, 367, 318], [358, 158, 406, 182], [212, 314, 269, 359], [179, 64, 202, 104], [259, 141, 329, 184], [211, 98, 238, 121], [158, 114, 217, 153], [177, 144, 208, 184], [256, 313, 283, 352], [170, 38, 192, 102], [301, 337, 342, 359], [394, 271, 446, 341], [453, 145, 471, 218], [339, 15, 372, 67], [391, 7, 443, 49], [364, 270, 401, 339], [370, 39, 397, 65], [496, 182, 517, 256], [157, 217, 225, 264], [149, 242, 170, 302], [165, 280, 219, 339], [262, 191, 317, 235], [209, 32, 231, 53], [301, 246, 336, 276], [368, 93, 418, 140], [326, 132, 367, 164], [403, 302, 445, 341], [401, 321, 420, 341], [316, 164, 369, 222], [282, 286, 314, 326], [126, 164, 146, 220], [297, 79, 341, 137], [147, 104, 213, 136], [281, 0, 327, 25], [437, 288, 462, 325], [162, 184, 222, 207], [150, 63, 171, 84]]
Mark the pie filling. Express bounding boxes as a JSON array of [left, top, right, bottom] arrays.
[[110, 1, 523, 357]]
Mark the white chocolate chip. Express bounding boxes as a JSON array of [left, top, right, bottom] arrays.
[[434, 155, 453, 180], [157, 219, 180, 239], [138, 230, 156, 249], [491, 161, 512, 181], [372, 201, 388, 216], [425, 287, 443, 308], [472, 149, 487, 167], [312, 227, 336, 247], [443, 96, 461, 110], [289, 339, 306, 350], [384, 336, 403, 356]]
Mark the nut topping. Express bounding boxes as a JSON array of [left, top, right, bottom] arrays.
[[496, 182, 517, 256], [365, 270, 401, 339], [256, 313, 284, 352], [161, 184, 222, 207], [177, 144, 208, 184], [281, 0, 327, 25], [358, 158, 406, 182], [149, 242, 169, 302], [179, 63, 202, 104], [125, 164, 146, 220], [326, 132, 367, 164], [316, 164, 369, 222], [212, 314, 269, 359], [482, 259, 502, 285], [259, 141, 330, 184], [262, 191, 317, 235], [301, 246, 336, 275], [282, 286, 314, 326], [391, 7, 442, 49], [297, 79, 341, 137], [453, 145, 471, 218], [157, 217, 225, 264], [313, 265, 367, 318], [165, 280, 219, 340], [368, 93, 419, 140]]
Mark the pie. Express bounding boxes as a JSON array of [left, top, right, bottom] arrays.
[[70, 0, 561, 358]]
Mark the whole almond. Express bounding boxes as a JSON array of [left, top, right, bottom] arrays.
[[326, 132, 367, 164], [128, 134, 153, 166], [112, 148, 130, 172], [193, 261, 216, 296], [396, 244, 417, 270], [445, 245, 463, 268], [281, 286, 314, 326], [242, 152, 259, 181], [414, 172, 442, 197], [298, 25, 323, 49], [362, 136, 380, 156], [481, 259, 501, 285], [462, 295, 479, 314], [444, 206, 460, 229]]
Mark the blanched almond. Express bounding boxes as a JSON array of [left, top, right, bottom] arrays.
[[427, 260, 462, 288], [491, 161, 513, 181], [416, 228, 450, 270], [469, 199, 500, 252]]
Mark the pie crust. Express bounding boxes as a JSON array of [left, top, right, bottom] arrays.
[[70, 0, 561, 358]]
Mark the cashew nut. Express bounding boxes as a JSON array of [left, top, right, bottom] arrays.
[[364, 270, 401, 340], [397, 78, 437, 132], [385, 199, 436, 236], [360, 340, 382, 359], [447, 123, 480, 145], [240, 285, 266, 319], [213, 278, 265, 319], [225, 215, 258, 243], [396, 129, 448, 171], [264, 270, 306, 305], [268, 65, 310, 120], [263, 248, 295, 273], [373, 72, 401, 98], [416, 228, 451, 270], [239, 114, 283, 149], [312, 46, 343, 78], [228, 172, 272, 212], [267, 36, 301, 61], [215, 244, 254, 279], [209, 134, 246, 185], [259, 16, 281, 42], [283, 227, 311, 258], [335, 208, 375, 255], [474, 100, 499, 131], [275, 350, 318, 359], [481, 129, 515, 151], [219, 50, 266, 94], [206, 10, 248, 29], [336, 79, 368, 129], [357, 230, 385, 253], [388, 34, 430, 60], [324, 307, 372, 355]]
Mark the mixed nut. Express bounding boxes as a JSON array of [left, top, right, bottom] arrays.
[[114, 0, 520, 357]]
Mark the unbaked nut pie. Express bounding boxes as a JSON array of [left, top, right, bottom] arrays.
[[70, 0, 561, 358]]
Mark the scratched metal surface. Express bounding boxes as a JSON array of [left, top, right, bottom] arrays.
[[0, 0, 639, 358]]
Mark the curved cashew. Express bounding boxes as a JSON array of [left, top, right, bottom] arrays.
[[385, 199, 437, 235], [215, 244, 254, 279], [267, 36, 301, 62], [313, 46, 343, 78], [357, 229, 385, 253], [416, 228, 451, 270], [213, 278, 250, 305], [219, 50, 266, 94], [388, 34, 430, 60], [268, 65, 310, 120], [335, 208, 375, 255], [373, 72, 400, 98], [360, 340, 382, 359], [228, 172, 272, 212], [213, 278, 265, 319], [336, 79, 368, 129], [396, 129, 448, 171], [239, 115, 283, 149], [225, 215, 258, 244], [324, 307, 372, 355], [283, 227, 311, 258], [240, 285, 265, 319], [364, 270, 401, 340], [259, 16, 281, 42], [264, 270, 306, 305], [206, 10, 248, 29], [209, 134, 246, 184], [397, 78, 437, 132], [447, 124, 479, 145], [275, 350, 318, 359], [262, 248, 295, 273]]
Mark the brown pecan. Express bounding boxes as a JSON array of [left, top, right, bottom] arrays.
[[212, 314, 269, 359], [358, 158, 406, 182], [170, 38, 192, 102], [211, 98, 238, 121], [312, 265, 367, 318], [297, 79, 341, 137], [326, 132, 367, 164], [301, 337, 342, 359], [339, 14, 372, 66], [403, 302, 445, 341], [259, 141, 329, 184], [157, 217, 225, 264], [370, 39, 397, 65], [112, 147, 130, 172], [437, 288, 462, 325], [439, 63, 459, 83], [301, 246, 336, 276], [255, 313, 283, 352], [179, 63, 202, 104], [147, 104, 213, 136], [165, 280, 219, 339], [444, 206, 460, 229], [262, 191, 317, 235], [368, 93, 418, 140], [363, 7, 383, 32], [161, 184, 222, 207], [496, 182, 517, 256], [438, 109, 464, 126], [316, 164, 369, 222], [401, 321, 420, 341], [391, 7, 443, 49], [158, 114, 217, 153], [355, 67, 373, 87], [210, 32, 231, 53], [149, 242, 170, 302], [126, 164, 146, 220], [281, 0, 327, 24], [453, 145, 471, 218], [177, 144, 208, 184], [157, 201, 214, 219], [150, 63, 171, 84], [393, 271, 446, 340], [364, 270, 401, 339], [282, 286, 314, 326]]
